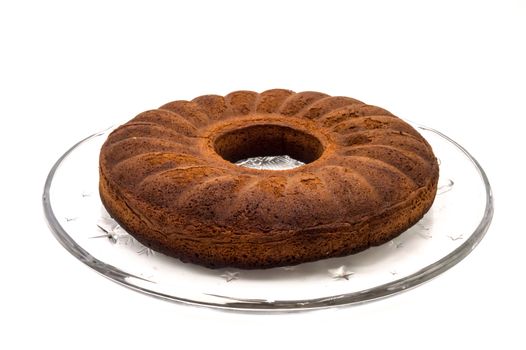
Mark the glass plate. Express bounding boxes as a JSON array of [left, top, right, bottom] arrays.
[[43, 123, 493, 311]]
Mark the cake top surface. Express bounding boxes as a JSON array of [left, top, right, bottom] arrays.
[[100, 89, 438, 232]]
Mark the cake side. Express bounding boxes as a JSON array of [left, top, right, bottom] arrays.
[[100, 162, 438, 269]]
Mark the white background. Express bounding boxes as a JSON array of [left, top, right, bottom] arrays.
[[1, 0, 525, 348]]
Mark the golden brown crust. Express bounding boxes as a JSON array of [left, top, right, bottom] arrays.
[[99, 89, 439, 269]]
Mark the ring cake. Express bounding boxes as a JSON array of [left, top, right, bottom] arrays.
[[99, 89, 439, 269]]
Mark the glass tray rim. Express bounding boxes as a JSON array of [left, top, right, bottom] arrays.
[[43, 123, 494, 311]]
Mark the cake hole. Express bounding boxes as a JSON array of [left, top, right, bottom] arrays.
[[235, 155, 304, 170], [214, 125, 323, 170]]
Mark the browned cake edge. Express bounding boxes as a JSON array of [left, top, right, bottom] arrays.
[[99, 164, 438, 269]]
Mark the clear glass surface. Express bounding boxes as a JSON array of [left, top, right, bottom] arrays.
[[43, 123, 493, 311]]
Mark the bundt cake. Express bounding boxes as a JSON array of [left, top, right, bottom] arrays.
[[99, 89, 439, 269]]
